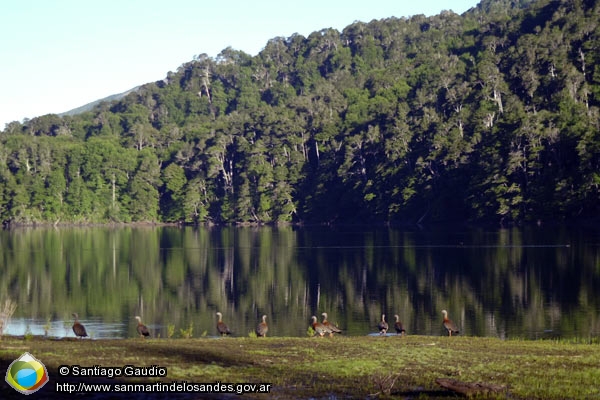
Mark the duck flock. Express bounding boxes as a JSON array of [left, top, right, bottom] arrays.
[[70, 310, 460, 339]]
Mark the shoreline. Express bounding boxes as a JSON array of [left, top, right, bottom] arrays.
[[4, 217, 599, 230]]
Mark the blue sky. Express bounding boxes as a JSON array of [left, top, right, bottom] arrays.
[[0, 0, 478, 128]]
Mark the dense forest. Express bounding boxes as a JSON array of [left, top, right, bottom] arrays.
[[1, 0, 598, 225]]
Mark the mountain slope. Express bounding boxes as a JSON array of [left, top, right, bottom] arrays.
[[59, 86, 140, 117], [0, 0, 598, 225]]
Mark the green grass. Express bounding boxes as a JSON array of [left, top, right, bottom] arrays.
[[1, 335, 600, 399]]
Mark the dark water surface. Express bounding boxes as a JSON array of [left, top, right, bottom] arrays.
[[1, 225, 599, 339]]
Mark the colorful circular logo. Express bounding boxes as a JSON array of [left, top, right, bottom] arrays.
[[5, 352, 49, 394]]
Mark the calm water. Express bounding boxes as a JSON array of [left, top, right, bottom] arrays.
[[1, 225, 599, 339]]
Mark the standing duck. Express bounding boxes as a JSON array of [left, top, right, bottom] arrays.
[[311, 316, 332, 337], [256, 315, 268, 337], [72, 313, 88, 339], [216, 312, 231, 336], [321, 313, 342, 336], [394, 314, 406, 336], [442, 309, 459, 337], [135, 316, 150, 338], [378, 314, 389, 335]]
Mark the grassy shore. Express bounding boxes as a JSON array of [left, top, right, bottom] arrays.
[[1, 334, 599, 399]]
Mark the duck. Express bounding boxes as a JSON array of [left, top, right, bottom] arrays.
[[321, 312, 342, 336], [394, 314, 406, 336], [311, 316, 332, 337], [72, 313, 88, 339], [216, 312, 232, 336], [135, 316, 150, 338], [442, 309, 459, 337], [256, 315, 268, 337], [378, 314, 389, 335]]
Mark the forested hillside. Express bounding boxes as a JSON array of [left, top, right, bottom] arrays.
[[1, 0, 598, 225]]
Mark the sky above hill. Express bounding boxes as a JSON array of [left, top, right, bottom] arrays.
[[0, 0, 478, 129]]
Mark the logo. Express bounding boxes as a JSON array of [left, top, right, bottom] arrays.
[[5, 352, 49, 395]]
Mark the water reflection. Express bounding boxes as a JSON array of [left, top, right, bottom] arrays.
[[1, 225, 599, 339], [5, 318, 127, 339]]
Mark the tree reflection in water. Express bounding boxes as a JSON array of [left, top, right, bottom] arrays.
[[1, 225, 598, 339]]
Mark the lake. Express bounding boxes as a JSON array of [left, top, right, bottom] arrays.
[[1, 225, 599, 340]]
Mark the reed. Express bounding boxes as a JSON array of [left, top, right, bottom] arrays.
[[0, 298, 17, 336]]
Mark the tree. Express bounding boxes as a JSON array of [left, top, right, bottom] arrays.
[[128, 150, 161, 221], [161, 163, 187, 222]]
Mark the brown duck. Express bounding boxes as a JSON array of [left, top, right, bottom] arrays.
[[135, 316, 150, 338], [311, 316, 332, 337], [72, 313, 88, 339], [394, 314, 406, 336], [256, 315, 268, 337], [321, 312, 342, 336], [442, 310, 459, 336], [216, 312, 231, 336], [378, 314, 389, 335]]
